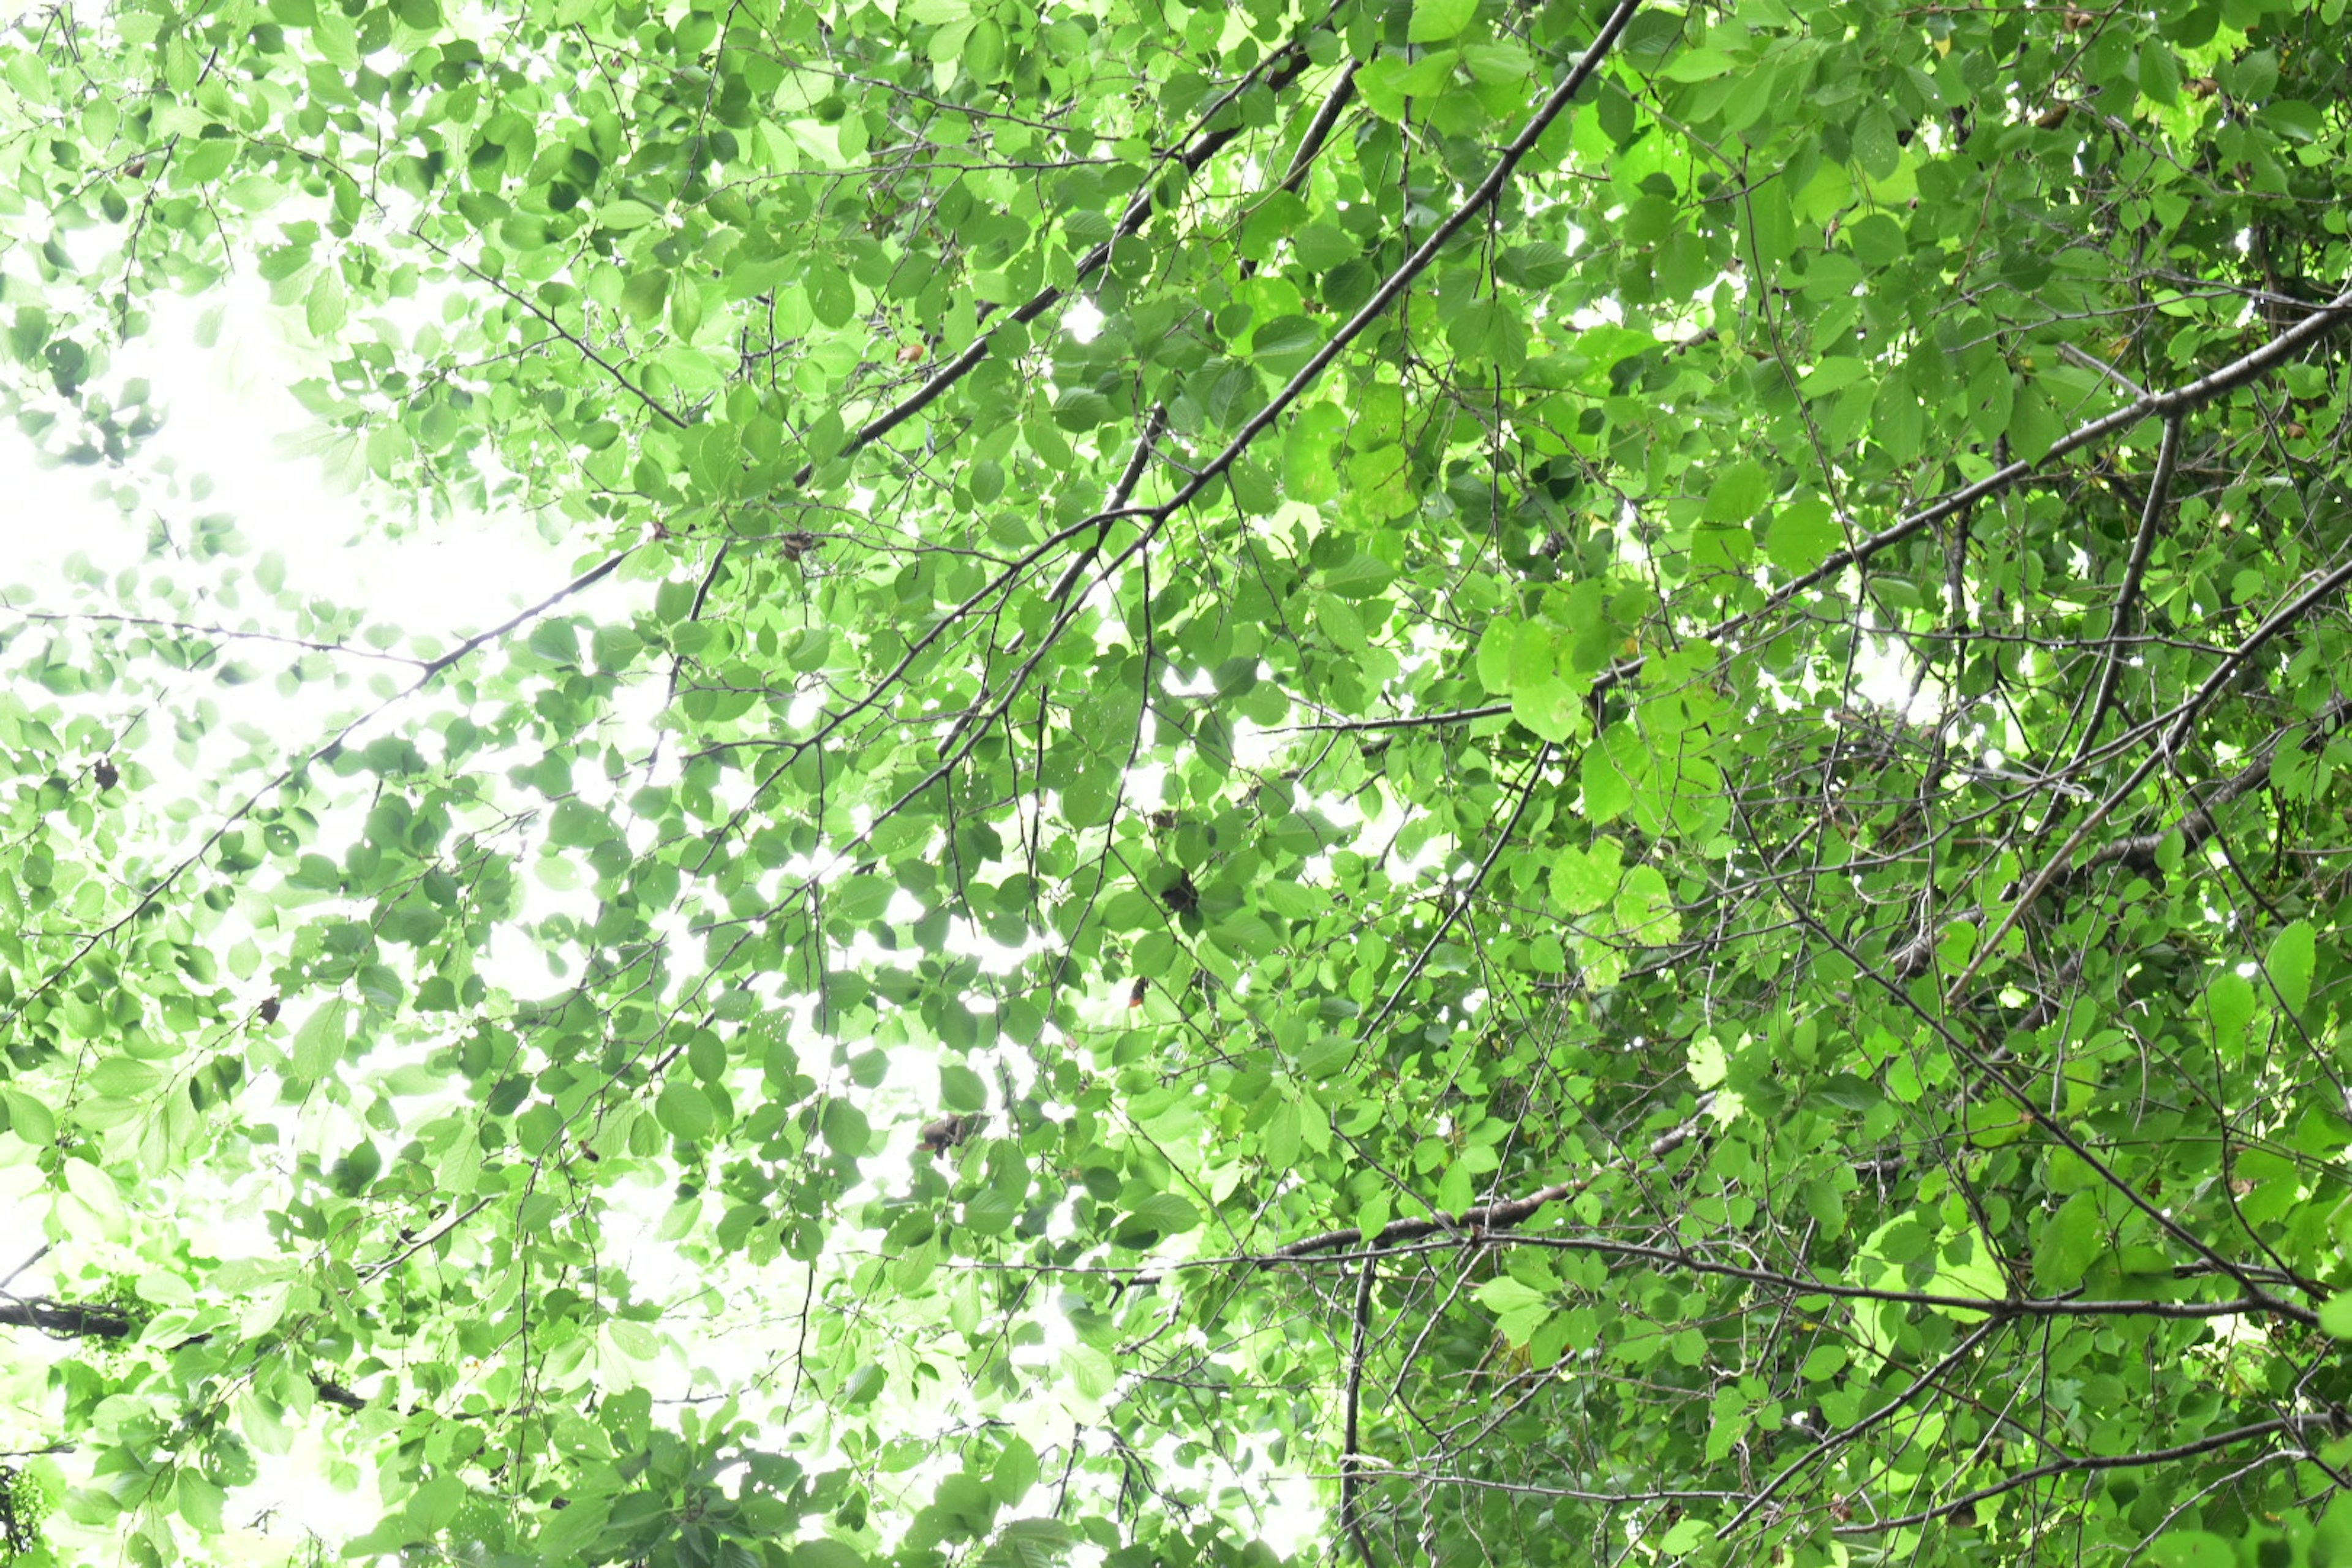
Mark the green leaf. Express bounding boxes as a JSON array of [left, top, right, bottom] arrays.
[[1581, 726, 1642, 824], [1704, 459, 1772, 524], [1475, 620, 1517, 695], [2261, 100, 2325, 143], [656, 1080, 716, 1141], [2207, 970, 2256, 1042], [597, 198, 662, 231], [1292, 224, 1358, 271], [1491, 620, 1548, 692], [823, 1098, 870, 1158], [1510, 678, 1585, 743], [1551, 839, 1622, 914], [1496, 243, 1570, 290], [2, 1088, 56, 1148], [305, 268, 346, 337], [940, 1063, 989, 1112], [535, 1495, 612, 1559], [1461, 40, 1532, 83], [1471, 1276, 1548, 1314], [2140, 1534, 2239, 1568], [290, 998, 349, 1080], [2266, 920, 2316, 1011], [1129, 1193, 1201, 1234], [1660, 47, 1736, 81], [1765, 499, 1841, 575], [793, 1541, 871, 1568], [620, 270, 669, 326], [1407, 0, 1476, 42]]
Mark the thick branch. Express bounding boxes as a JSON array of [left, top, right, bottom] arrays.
[[0, 1295, 371, 1409], [1954, 553, 2352, 1000], [805, 16, 1339, 482], [3, 547, 637, 1028], [1340, 1254, 1379, 1568], [2073, 412, 2184, 760], [2060, 694, 2352, 883], [1834, 1416, 2329, 1535], [1300, 281, 2352, 736], [1139, 0, 1646, 524], [0, 1296, 132, 1338]]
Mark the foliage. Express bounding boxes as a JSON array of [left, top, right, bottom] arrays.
[[2, 0, 2352, 1563]]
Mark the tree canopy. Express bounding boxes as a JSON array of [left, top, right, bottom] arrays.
[[3, 0, 2352, 1562]]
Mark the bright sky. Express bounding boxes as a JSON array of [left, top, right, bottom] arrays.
[[1, 285, 572, 626], [0, 281, 608, 1554], [0, 286, 1328, 1564]]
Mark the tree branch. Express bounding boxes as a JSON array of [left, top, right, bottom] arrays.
[[2072, 412, 2184, 761], [1340, 1253, 1380, 1568], [1953, 551, 2352, 1003], [2060, 694, 2352, 884], [1835, 1416, 2331, 1535], [0, 1296, 132, 1338], [1300, 281, 2352, 736]]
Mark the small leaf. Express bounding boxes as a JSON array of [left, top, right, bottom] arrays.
[[1687, 1035, 1727, 1090], [1496, 242, 1570, 290], [2, 1088, 58, 1147], [1511, 678, 1585, 742], [1250, 314, 1322, 363], [1472, 1276, 1548, 1314], [940, 1063, 989, 1113], [1461, 40, 1532, 81], [621, 270, 669, 326], [1292, 224, 1357, 270], [1581, 725, 1641, 824], [305, 268, 346, 337], [2141, 1533, 2240, 1568]]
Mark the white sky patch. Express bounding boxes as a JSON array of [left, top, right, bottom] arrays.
[[1, 279, 666, 1011], [1852, 619, 1944, 723], [0, 285, 676, 1554], [1063, 296, 1107, 344], [0, 270, 1346, 1567]]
